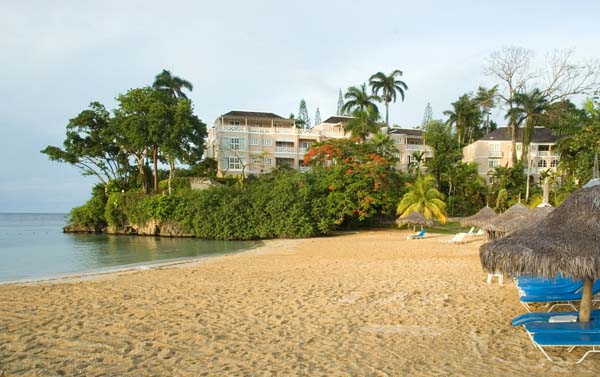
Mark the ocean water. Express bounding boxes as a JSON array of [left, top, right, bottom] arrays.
[[0, 213, 262, 283]]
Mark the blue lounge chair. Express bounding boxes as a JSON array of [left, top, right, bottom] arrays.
[[512, 309, 600, 326], [525, 320, 600, 334], [519, 280, 600, 312], [532, 332, 600, 363], [407, 229, 426, 240]]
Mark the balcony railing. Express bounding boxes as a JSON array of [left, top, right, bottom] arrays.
[[217, 125, 323, 137], [488, 151, 502, 157], [299, 166, 312, 173], [531, 151, 560, 157], [275, 147, 295, 153]]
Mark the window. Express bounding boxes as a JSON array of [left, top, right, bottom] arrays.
[[299, 141, 313, 150], [229, 138, 241, 150], [263, 157, 272, 165], [538, 160, 547, 168], [228, 121, 240, 126], [227, 157, 242, 170], [250, 156, 261, 164], [488, 143, 500, 156], [551, 159, 559, 168], [262, 137, 272, 146], [249, 137, 258, 146], [488, 159, 500, 169]]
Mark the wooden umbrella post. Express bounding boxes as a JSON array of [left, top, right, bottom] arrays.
[[579, 277, 594, 322]]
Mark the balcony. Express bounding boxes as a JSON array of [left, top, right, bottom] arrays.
[[531, 151, 560, 158], [488, 150, 502, 157], [405, 144, 427, 150], [299, 166, 312, 173], [275, 146, 295, 153], [217, 125, 322, 137]]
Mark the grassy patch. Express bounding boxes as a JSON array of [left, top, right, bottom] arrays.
[[426, 221, 469, 235]]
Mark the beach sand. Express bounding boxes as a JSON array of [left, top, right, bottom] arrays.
[[1, 230, 598, 376]]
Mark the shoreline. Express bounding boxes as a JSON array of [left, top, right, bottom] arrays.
[[0, 238, 289, 287]]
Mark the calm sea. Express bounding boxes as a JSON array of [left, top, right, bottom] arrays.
[[0, 213, 262, 283]]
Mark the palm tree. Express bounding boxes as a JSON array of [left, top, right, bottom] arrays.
[[506, 89, 549, 201], [152, 70, 193, 99], [370, 132, 398, 161], [408, 150, 426, 176], [341, 83, 380, 116], [444, 94, 481, 147], [397, 175, 447, 223], [506, 89, 549, 161], [344, 108, 380, 143], [369, 70, 408, 128]]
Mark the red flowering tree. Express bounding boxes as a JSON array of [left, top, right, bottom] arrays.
[[304, 138, 403, 225]]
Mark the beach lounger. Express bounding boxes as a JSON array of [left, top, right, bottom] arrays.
[[531, 332, 600, 363], [441, 233, 466, 244], [525, 320, 600, 334], [517, 279, 584, 297], [407, 229, 426, 240], [466, 227, 475, 236], [474, 229, 484, 237], [519, 280, 600, 312], [512, 309, 600, 326]]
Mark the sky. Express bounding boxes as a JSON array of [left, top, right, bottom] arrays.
[[1, 0, 599, 212]]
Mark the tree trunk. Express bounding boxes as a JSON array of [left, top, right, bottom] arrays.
[[168, 158, 175, 195], [135, 155, 148, 194], [579, 277, 594, 322], [385, 101, 390, 130], [152, 145, 159, 193], [510, 122, 518, 165], [542, 177, 550, 205]]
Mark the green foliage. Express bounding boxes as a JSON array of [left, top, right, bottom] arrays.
[[158, 177, 191, 193], [397, 175, 448, 223], [68, 184, 108, 228], [344, 108, 381, 142], [369, 70, 408, 126]]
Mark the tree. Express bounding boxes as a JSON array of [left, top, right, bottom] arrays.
[[161, 99, 207, 194], [396, 175, 447, 223], [114, 87, 175, 193], [152, 69, 193, 99], [370, 132, 399, 161], [485, 46, 600, 164], [344, 108, 380, 142], [421, 102, 433, 128], [298, 99, 311, 130], [314, 107, 321, 126], [369, 70, 408, 128], [341, 83, 380, 116], [41, 102, 128, 184], [408, 151, 426, 176], [474, 86, 498, 135], [337, 89, 345, 116], [443, 94, 481, 147], [422, 119, 462, 185]]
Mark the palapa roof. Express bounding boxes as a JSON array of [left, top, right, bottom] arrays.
[[485, 203, 530, 232], [496, 206, 554, 235], [460, 206, 497, 227], [480, 181, 600, 279], [396, 211, 434, 227]]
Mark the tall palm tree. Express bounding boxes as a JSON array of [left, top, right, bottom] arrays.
[[152, 70, 193, 99], [408, 150, 426, 176], [370, 132, 398, 161], [506, 89, 549, 161], [396, 175, 447, 223], [444, 94, 481, 147], [341, 83, 380, 116], [369, 70, 408, 128], [344, 108, 380, 142]]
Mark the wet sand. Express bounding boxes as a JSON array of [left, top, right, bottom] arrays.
[[1, 230, 598, 376]]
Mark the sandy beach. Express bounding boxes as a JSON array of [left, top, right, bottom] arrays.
[[1, 230, 598, 376]]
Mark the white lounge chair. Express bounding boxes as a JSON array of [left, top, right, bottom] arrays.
[[442, 233, 466, 244]]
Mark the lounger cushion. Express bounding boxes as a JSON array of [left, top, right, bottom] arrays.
[[533, 332, 600, 346], [512, 310, 600, 326], [525, 320, 600, 334]]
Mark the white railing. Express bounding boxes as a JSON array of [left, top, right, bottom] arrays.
[[275, 147, 295, 153], [248, 127, 270, 134], [532, 151, 559, 157], [488, 151, 502, 157], [216, 125, 321, 137], [299, 166, 311, 173]]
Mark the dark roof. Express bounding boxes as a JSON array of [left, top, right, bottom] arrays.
[[322, 115, 354, 124], [480, 127, 559, 143], [389, 128, 423, 137], [222, 111, 286, 119]]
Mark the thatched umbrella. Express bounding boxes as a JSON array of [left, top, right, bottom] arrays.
[[480, 180, 600, 322], [496, 206, 554, 236], [485, 203, 530, 240], [460, 206, 497, 228], [397, 211, 434, 232]]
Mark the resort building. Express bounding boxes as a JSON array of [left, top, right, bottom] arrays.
[[462, 127, 560, 184], [205, 110, 434, 177], [388, 128, 433, 172], [205, 111, 348, 177]]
